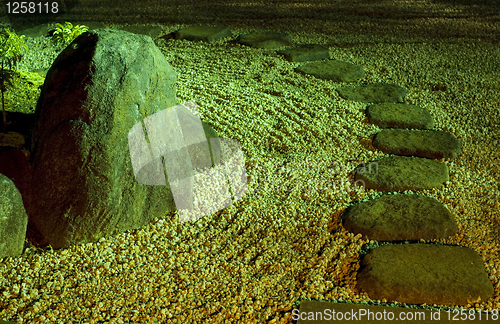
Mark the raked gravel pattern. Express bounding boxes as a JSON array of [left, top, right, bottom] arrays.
[[1, 24, 500, 323]]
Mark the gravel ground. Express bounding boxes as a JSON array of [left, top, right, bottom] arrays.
[[1, 2, 500, 323]]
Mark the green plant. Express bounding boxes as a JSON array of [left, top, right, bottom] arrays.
[[0, 28, 28, 130], [51, 21, 89, 48]]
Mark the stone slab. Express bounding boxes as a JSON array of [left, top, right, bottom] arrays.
[[354, 155, 449, 191], [342, 194, 457, 241], [276, 44, 329, 62], [175, 25, 232, 43], [295, 59, 365, 82], [372, 129, 462, 159], [337, 83, 407, 103], [366, 103, 434, 129], [237, 31, 292, 49]]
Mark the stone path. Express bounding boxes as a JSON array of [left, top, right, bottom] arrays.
[[0, 23, 494, 322], [170, 25, 494, 308]]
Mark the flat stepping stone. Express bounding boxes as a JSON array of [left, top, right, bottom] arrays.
[[357, 244, 494, 305], [117, 24, 163, 38], [276, 44, 329, 62], [175, 25, 232, 43], [294, 60, 364, 82], [354, 155, 449, 191], [366, 102, 434, 129], [342, 194, 457, 241], [237, 31, 292, 49], [373, 128, 462, 159], [337, 83, 407, 103]]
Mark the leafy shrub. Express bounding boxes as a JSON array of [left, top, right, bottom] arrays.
[[51, 21, 89, 48]]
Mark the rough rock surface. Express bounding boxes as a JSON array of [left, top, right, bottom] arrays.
[[357, 243, 494, 305], [342, 194, 458, 241], [372, 128, 462, 159], [354, 155, 449, 191], [294, 59, 364, 82], [27, 29, 178, 249], [365, 102, 434, 129], [175, 25, 232, 43], [0, 174, 28, 258], [276, 44, 330, 62], [237, 31, 292, 49], [337, 83, 407, 103]]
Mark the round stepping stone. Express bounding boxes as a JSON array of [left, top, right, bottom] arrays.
[[175, 25, 232, 43], [276, 44, 329, 62], [294, 60, 364, 82], [342, 194, 457, 241], [354, 155, 449, 191], [237, 31, 292, 49], [366, 102, 434, 129], [373, 128, 462, 160], [357, 243, 494, 305], [337, 83, 407, 103]]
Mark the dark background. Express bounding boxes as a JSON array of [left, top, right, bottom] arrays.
[[3, 0, 500, 41]]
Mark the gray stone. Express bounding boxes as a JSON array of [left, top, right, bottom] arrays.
[[27, 29, 179, 249], [237, 31, 292, 49], [373, 128, 462, 159], [342, 194, 457, 241], [295, 60, 364, 82], [175, 25, 232, 43], [366, 102, 434, 129], [0, 174, 28, 259], [337, 83, 407, 103], [354, 155, 449, 191], [276, 44, 329, 62], [357, 244, 494, 305]]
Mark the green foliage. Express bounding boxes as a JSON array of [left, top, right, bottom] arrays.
[[0, 28, 28, 129], [51, 21, 89, 48], [0, 28, 28, 70]]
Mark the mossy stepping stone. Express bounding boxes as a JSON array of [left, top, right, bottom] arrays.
[[337, 83, 407, 103], [357, 244, 494, 305], [276, 44, 329, 62], [118, 25, 163, 38], [175, 25, 232, 43], [237, 31, 292, 49], [354, 155, 449, 191], [373, 129, 462, 159], [342, 194, 457, 241], [295, 60, 364, 82], [366, 102, 434, 129]]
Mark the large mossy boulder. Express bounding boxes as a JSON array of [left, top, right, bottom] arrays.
[[27, 29, 179, 249]]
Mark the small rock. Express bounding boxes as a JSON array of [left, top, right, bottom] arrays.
[[0, 173, 28, 259]]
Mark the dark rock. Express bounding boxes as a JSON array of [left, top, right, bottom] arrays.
[[0, 148, 31, 200], [237, 31, 292, 49], [295, 60, 364, 82], [373, 128, 462, 159], [354, 155, 449, 191], [27, 29, 179, 249], [337, 83, 407, 103], [366, 103, 434, 129], [0, 174, 28, 259], [0, 132, 25, 149], [175, 25, 232, 43], [357, 243, 494, 305], [342, 194, 457, 241], [276, 44, 329, 62]]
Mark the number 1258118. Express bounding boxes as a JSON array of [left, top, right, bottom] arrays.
[[6, 2, 59, 14]]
